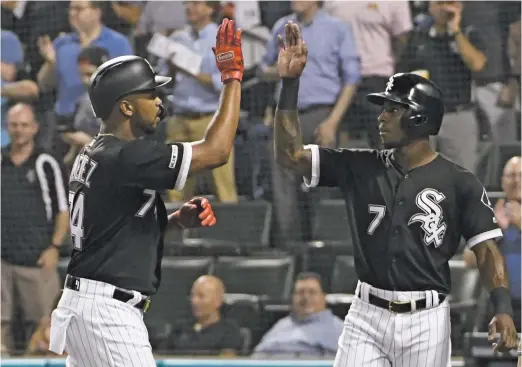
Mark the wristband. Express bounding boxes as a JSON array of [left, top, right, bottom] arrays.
[[51, 243, 61, 251], [277, 78, 299, 111], [490, 287, 513, 317]]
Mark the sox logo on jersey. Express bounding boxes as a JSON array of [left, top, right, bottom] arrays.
[[408, 188, 447, 247]]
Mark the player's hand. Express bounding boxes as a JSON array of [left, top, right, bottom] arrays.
[[37, 35, 56, 64], [494, 199, 510, 230], [506, 200, 521, 229], [488, 314, 519, 353], [174, 197, 216, 228], [37, 246, 59, 278], [213, 18, 243, 83], [277, 21, 308, 79]]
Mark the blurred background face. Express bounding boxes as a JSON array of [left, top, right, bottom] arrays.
[[502, 157, 521, 201], [377, 101, 409, 149], [292, 278, 326, 318], [429, 1, 460, 26], [184, 1, 214, 25], [190, 276, 223, 321], [69, 1, 101, 33], [7, 105, 38, 148], [78, 61, 98, 87], [291, 0, 317, 15]]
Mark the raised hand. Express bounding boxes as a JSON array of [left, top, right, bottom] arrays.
[[277, 21, 308, 79], [37, 35, 56, 64], [213, 18, 244, 83]]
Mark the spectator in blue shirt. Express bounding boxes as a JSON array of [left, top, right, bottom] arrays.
[[253, 272, 343, 357], [162, 1, 238, 203], [261, 0, 360, 245], [262, 1, 360, 147], [36, 0, 132, 120], [465, 156, 521, 331], [1, 30, 24, 147]]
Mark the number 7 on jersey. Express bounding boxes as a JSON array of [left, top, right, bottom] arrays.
[[367, 205, 386, 235]]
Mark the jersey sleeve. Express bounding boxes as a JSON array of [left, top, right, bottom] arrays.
[[303, 144, 378, 188], [459, 173, 503, 249], [119, 140, 192, 191]]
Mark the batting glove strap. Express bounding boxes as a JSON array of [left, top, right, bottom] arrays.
[[222, 70, 243, 83]]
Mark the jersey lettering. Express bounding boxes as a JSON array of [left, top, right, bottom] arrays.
[[70, 154, 98, 188], [367, 205, 386, 235], [408, 188, 447, 247], [69, 191, 85, 250]]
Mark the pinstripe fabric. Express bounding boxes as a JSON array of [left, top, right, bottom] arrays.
[[49, 277, 156, 367], [334, 282, 451, 367]]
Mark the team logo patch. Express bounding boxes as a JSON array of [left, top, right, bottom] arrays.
[[216, 51, 234, 63], [169, 145, 178, 169], [408, 188, 447, 248]]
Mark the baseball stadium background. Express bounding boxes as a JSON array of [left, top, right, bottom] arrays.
[[1, 1, 521, 366]]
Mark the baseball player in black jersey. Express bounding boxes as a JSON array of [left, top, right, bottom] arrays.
[[273, 22, 518, 366], [48, 19, 244, 366]]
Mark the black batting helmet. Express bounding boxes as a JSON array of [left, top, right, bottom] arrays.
[[88, 55, 171, 120], [367, 73, 445, 137]]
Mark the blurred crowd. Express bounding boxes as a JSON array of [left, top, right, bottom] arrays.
[[1, 0, 521, 360]]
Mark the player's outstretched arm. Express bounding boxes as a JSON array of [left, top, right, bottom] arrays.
[[273, 21, 312, 180], [471, 240, 519, 351], [189, 19, 243, 174]]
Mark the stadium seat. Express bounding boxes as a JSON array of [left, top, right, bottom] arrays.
[[183, 201, 272, 248], [222, 294, 261, 355], [330, 255, 359, 294], [301, 241, 354, 293], [145, 257, 213, 346], [312, 200, 356, 252], [213, 256, 295, 301]]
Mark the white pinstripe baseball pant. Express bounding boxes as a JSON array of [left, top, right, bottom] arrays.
[[49, 277, 156, 367], [334, 281, 451, 367]]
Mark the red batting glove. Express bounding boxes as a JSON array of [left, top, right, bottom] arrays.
[[189, 197, 216, 227], [172, 197, 216, 228], [212, 18, 244, 83]]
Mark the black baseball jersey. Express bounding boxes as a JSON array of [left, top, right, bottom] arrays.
[[304, 144, 503, 294], [66, 135, 192, 295]]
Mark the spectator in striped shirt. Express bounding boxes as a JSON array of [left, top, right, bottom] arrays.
[[1, 103, 69, 356]]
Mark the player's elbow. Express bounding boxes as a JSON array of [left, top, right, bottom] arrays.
[[211, 146, 232, 168]]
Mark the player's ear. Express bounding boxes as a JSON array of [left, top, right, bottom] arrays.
[[119, 99, 134, 118]]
